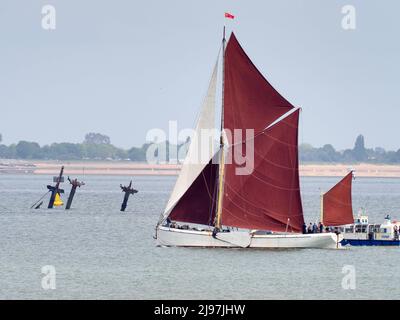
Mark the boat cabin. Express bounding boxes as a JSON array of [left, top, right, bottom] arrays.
[[341, 215, 400, 242], [354, 215, 368, 224]]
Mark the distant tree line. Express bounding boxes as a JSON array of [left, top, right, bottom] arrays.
[[0, 132, 184, 162], [1, 132, 400, 163], [0, 133, 145, 161], [300, 135, 400, 163]]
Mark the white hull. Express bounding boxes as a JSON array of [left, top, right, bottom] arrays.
[[156, 226, 342, 249]]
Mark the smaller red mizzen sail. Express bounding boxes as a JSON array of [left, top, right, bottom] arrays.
[[322, 172, 354, 226], [225, 12, 235, 19]]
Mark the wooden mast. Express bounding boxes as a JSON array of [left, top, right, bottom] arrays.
[[215, 26, 226, 229], [320, 189, 324, 223]]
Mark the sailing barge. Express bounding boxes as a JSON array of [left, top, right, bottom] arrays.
[[321, 172, 400, 246], [155, 31, 341, 249]]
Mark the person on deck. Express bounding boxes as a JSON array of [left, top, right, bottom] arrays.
[[312, 223, 318, 233], [302, 223, 307, 234], [319, 222, 324, 233], [307, 223, 313, 234], [212, 227, 220, 239], [394, 225, 399, 240]]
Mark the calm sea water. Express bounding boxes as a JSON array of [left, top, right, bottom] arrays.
[[0, 174, 399, 300]]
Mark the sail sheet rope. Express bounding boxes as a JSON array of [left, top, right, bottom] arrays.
[[200, 166, 218, 225]]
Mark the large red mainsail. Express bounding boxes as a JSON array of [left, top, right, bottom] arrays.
[[221, 109, 304, 232], [322, 172, 354, 226], [220, 33, 304, 232], [223, 33, 295, 135], [168, 159, 218, 225]]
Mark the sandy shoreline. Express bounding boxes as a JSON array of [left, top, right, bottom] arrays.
[[1, 160, 400, 178]]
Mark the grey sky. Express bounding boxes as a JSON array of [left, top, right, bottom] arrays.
[[1, 0, 399, 150]]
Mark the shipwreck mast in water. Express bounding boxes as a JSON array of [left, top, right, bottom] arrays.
[[65, 177, 85, 210], [47, 166, 65, 208], [120, 180, 138, 212]]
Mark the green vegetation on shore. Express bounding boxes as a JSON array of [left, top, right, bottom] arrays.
[[0, 133, 145, 161], [0, 132, 182, 162], [0, 132, 400, 163], [299, 135, 400, 163]]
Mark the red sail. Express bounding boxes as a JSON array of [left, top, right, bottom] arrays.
[[169, 159, 218, 225], [220, 33, 303, 232], [224, 32, 294, 136], [221, 110, 304, 232], [322, 172, 354, 226]]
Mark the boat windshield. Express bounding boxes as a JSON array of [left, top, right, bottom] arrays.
[[345, 226, 354, 233], [355, 225, 367, 233]]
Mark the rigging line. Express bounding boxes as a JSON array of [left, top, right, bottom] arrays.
[[289, 136, 300, 223], [30, 190, 51, 209], [201, 168, 214, 201], [260, 132, 298, 147], [297, 110, 307, 222], [225, 123, 298, 150], [300, 107, 304, 148], [263, 107, 301, 131], [228, 168, 301, 191], [208, 168, 219, 225], [226, 107, 301, 149], [212, 150, 221, 226], [239, 110, 300, 135], [235, 146, 299, 170]]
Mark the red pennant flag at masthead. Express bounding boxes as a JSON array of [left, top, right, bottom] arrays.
[[225, 12, 235, 19]]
